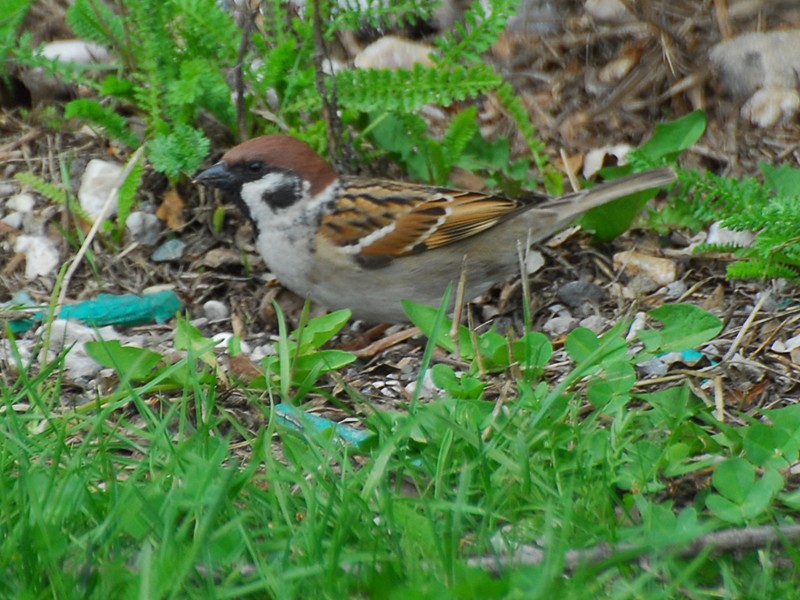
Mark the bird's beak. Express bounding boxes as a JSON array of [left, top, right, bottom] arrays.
[[194, 162, 234, 189]]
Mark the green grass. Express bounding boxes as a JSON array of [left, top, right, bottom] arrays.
[[2, 305, 800, 599]]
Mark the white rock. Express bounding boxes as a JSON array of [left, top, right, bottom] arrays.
[[626, 311, 647, 341], [0, 183, 17, 198], [39, 319, 121, 380], [203, 300, 229, 321], [662, 280, 687, 301], [126, 211, 163, 245], [7, 193, 36, 213], [543, 315, 577, 336], [584, 0, 633, 22], [579, 314, 606, 333], [507, 0, 562, 35], [40, 40, 111, 65], [250, 343, 277, 362], [355, 36, 434, 70], [2, 212, 24, 229], [13, 234, 60, 279], [613, 249, 677, 286], [79, 159, 123, 221], [404, 370, 438, 399], [707, 221, 755, 247], [20, 40, 113, 104], [525, 249, 545, 275], [213, 332, 234, 348]]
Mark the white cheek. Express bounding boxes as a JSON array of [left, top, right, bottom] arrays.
[[240, 172, 289, 221]]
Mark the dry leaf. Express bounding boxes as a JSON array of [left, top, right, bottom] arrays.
[[156, 188, 186, 230]]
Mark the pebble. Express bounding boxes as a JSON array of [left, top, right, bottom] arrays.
[[13, 234, 60, 278], [0, 182, 17, 198], [626, 311, 647, 341], [79, 159, 123, 221], [354, 36, 434, 70], [151, 239, 186, 262], [39, 319, 121, 381], [203, 300, 229, 321], [557, 280, 604, 308], [638, 357, 668, 377], [584, 0, 633, 22], [212, 333, 250, 354], [525, 249, 545, 275], [126, 211, 163, 245], [613, 249, 677, 287], [404, 370, 437, 399], [707, 222, 755, 247], [578, 315, 606, 334], [7, 192, 35, 213], [662, 280, 687, 301], [628, 273, 660, 295], [543, 314, 577, 337]]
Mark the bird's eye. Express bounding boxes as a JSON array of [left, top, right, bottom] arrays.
[[247, 161, 264, 173]]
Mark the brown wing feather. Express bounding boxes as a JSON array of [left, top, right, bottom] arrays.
[[319, 177, 526, 258]]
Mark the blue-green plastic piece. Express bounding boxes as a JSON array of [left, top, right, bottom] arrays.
[[8, 290, 182, 333], [275, 402, 372, 449]]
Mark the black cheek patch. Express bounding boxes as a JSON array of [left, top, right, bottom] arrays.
[[263, 179, 301, 210]]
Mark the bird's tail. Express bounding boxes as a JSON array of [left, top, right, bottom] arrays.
[[541, 167, 677, 221]]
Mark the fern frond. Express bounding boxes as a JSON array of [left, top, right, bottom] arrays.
[[14, 172, 69, 205], [441, 106, 479, 162], [65, 99, 141, 148], [336, 63, 501, 113], [115, 156, 144, 241], [331, 0, 435, 31], [726, 260, 799, 280], [148, 124, 209, 181], [435, 0, 518, 64], [67, 0, 125, 50]]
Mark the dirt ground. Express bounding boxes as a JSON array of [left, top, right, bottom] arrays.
[[2, 0, 800, 419]]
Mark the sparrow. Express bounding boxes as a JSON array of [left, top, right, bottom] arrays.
[[195, 134, 676, 322]]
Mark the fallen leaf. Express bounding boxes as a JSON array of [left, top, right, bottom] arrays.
[[156, 188, 186, 230]]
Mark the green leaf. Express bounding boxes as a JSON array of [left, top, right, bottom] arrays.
[[476, 329, 510, 372], [84, 340, 163, 381], [293, 349, 357, 377], [580, 187, 662, 241], [511, 331, 552, 376], [295, 309, 352, 352], [712, 457, 754, 504], [565, 326, 627, 367], [402, 300, 475, 360], [431, 364, 484, 399], [638, 304, 723, 353], [174, 316, 218, 369], [587, 360, 636, 409], [760, 162, 800, 196], [636, 110, 707, 162]]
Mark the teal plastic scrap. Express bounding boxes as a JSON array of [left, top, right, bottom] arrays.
[[275, 402, 372, 449], [58, 291, 182, 327], [7, 290, 182, 333]]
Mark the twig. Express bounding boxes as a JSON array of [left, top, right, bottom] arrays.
[[469, 524, 800, 575], [312, 0, 346, 170], [723, 291, 769, 362], [234, 1, 258, 140], [56, 145, 146, 309]]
